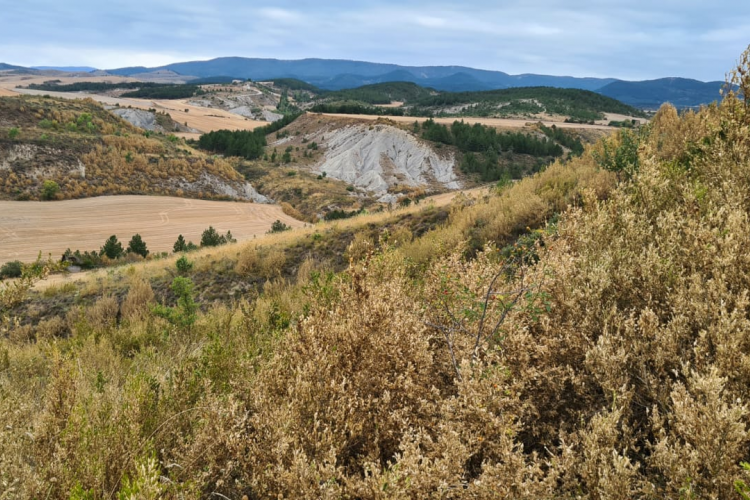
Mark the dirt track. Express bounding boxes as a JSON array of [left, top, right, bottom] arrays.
[[0, 195, 303, 264]]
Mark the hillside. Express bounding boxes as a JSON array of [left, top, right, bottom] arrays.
[[5, 47, 750, 497], [598, 77, 725, 108], [310, 84, 646, 122], [410, 86, 647, 121], [315, 81, 435, 104], [198, 113, 588, 208], [0, 96, 265, 202]]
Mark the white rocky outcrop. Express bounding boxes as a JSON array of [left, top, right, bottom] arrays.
[[111, 108, 160, 131], [314, 123, 461, 196]]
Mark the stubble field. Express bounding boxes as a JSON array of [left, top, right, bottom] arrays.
[[0, 195, 303, 264]]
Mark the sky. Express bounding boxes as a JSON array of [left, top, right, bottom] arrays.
[[2, 1, 749, 81]]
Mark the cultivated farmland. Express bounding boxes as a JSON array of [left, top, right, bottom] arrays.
[[0, 195, 303, 264]]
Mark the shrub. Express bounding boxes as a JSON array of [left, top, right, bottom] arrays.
[[41, 180, 60, 200], [152, 277, 197, 328], [175, 255, 193, 274], [0, 260, 23, 279], [267, 220, 291, 234], [121, 278, 154, 321], [199, 226, 234, 247], [7, 127, 19, 139]]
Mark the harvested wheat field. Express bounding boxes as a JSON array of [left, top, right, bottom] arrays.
[[320, 112, 620, 131], [0, 195, 303, 264]]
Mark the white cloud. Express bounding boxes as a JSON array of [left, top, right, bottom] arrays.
[[258, 7, 303, 23], [415, 16, 447, 28], [1, 1, 749, 80]]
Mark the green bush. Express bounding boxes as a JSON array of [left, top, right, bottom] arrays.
[[41, 180, 60, 200], [200, 226, 235, 247], [267, 220, 291, 234], [0, 260, 23, 279], [152, 277, 197, 328], [176, 255, 193, 274]]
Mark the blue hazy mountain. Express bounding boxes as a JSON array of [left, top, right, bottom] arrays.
[[597, 77, 725, 108], [31, 66, 99, 72], [106, 57, 615, 92]]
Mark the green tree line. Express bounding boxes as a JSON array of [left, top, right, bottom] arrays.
[[197, 113, 303, 160], [419, 119, 564, 182]]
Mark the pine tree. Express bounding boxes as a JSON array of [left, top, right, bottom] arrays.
[[127, 234, 149, 258], [173, 234, 187, 253], [100, 235, 124, 259]]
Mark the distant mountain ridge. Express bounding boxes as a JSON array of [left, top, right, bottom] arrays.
[[31, 66, 98, 72], [0, 57, 727, 108], [105, 57, 618, 92], [0, 63, 25, 71], [598, 77, 725, 109]]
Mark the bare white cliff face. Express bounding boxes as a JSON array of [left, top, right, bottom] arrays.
[[315, 123, 461, 196]]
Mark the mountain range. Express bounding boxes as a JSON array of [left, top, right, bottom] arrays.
[[1, 57, 726, 108], [105, 57, 727, 108]]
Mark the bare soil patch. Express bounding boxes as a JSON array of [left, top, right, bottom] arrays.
[[0, 195, 303, 264]]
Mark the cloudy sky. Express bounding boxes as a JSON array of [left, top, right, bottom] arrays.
[[2, 1, 749, 81]]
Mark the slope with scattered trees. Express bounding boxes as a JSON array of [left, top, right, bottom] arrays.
[[0, 95, 259, 201]]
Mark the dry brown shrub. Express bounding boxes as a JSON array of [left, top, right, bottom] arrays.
[[85, 294, 119, 331], [236, 246, 287, 279], [7, 323, 34, 343], [121, 277, 155, 321], [344, 231, 373, 262], [35, 316, 68, 341], [388, 225, 413, 246], [280, 201, 305, 221]]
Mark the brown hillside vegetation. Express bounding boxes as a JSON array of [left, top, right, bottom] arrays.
[[4, 49, 750, 498], [0, 96, 258, 201]]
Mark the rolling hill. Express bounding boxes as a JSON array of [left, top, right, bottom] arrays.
[[312, 82, 645, 121], [317, 81, 436, 104]]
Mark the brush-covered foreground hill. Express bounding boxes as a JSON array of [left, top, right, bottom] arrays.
[[0, 96, 266, 201], [4, 49, 750, 499]]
